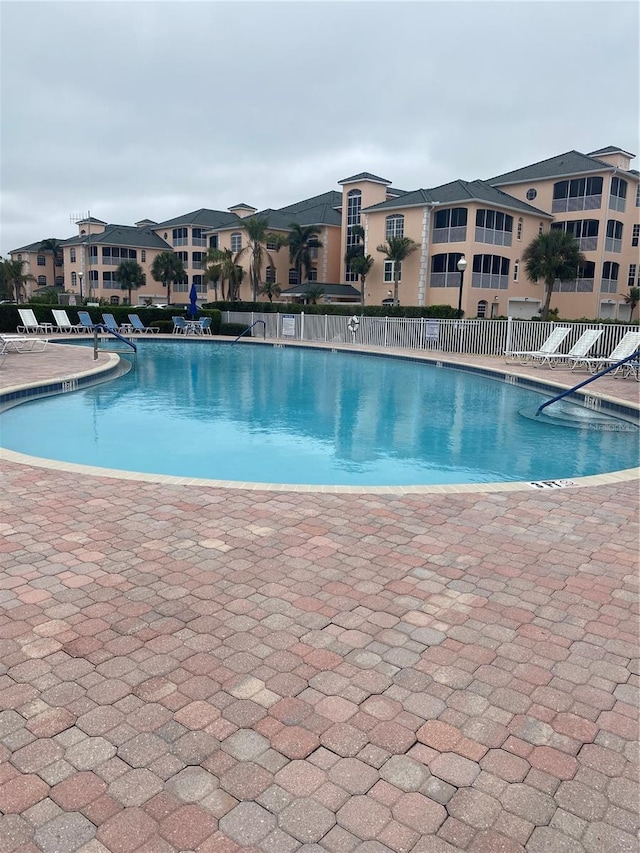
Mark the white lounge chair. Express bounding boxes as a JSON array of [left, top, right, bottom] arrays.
[[52, 309, 84, 333], [0, 334, 48, 352], [17, 308, 54, 334], [547, 329, 604, 370], [578, 331, 640, 375], [504, 327, 572, 365]]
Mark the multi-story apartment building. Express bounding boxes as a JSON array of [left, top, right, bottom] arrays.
[[8, 240, 64, 295], [8, 144, 638, 318]]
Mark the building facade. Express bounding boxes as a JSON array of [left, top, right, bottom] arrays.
[[9, 144, 639, 319]]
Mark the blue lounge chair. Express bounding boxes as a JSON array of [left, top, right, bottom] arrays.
[[200, 317, 212, 335], [128, 314, 159, 334], [78, 311, 98, 332], [172, 316, 188, 334], [102, 313, 123, 333]]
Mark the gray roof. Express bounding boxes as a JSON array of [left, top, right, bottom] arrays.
[[228, 203, 256, 210], [486, 150, 616, 186], [217, 191, 343, 232], [338, 172, 391, 185], [280, 282, 361, 298], [587, 145, 635, 157], [279, 190, 342, 214], [10, 239, 64, 254], [154, 208, 240, 229], [363, 179, 551, 217], [61, 224, 172, 250]]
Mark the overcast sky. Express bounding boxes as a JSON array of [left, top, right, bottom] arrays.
[[1, 0, 638, 254]]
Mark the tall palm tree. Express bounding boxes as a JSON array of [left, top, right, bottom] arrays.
[[350, 254, 374, 306], [150, 252, 185, 306], [205, 248, 244, 301], [38, 238, 63, 286], [235, 216, 285, 301], [288, 224, 323, 285], [523, 230, 586, 322], [203, 263, 221, 301], [376, 236, 419, 306], [116, 259, 145, 304], [1, 258, 35, 302]]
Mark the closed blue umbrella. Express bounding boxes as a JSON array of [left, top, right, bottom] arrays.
[[188, 283, 199, 318]]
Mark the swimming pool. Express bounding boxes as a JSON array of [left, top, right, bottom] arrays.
[[1, 341, 637, 486]]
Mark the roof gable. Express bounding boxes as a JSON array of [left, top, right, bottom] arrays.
[[338, 172, 391, 185], [486, 150, 615, 186]]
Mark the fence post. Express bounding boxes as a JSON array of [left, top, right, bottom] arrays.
[[384, 318, 388, 348], [301, 311, 305, 341], [505, 316, 513, 355], [324, 313, 328, 342]]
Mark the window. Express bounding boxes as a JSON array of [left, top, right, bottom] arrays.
[[209, 235, 218, 249], [433, 207, 468, 243], [385, 215, 404, 239], [37, 275, 46, 285], [70, 248, 77, 263], [384, 261, 401, 282], [517, 218, 523, 241], [513, 259, 519, 281], [102, 271, 118, 289], [176, 251, 188, 264], [551, 219, 599, 251], [37, 255, 46, 266], [471, 254, 510, 289], [192, 252, 205, 269], [266, 239, 278, 251], [475, 209, 513, 246], [610, 177, 627, 211], [346, 190, 362, 246], [230, 233, 242, 254], [174, 275, 189, 292], [89, 246, 98, 260], [628, 264, 637, 288], [265, 266, 276, 284], [172, 227, 188, 246], [141, 250, 146, 262], [289, 268, 299, 285], [89, 270, 98, 283], [636, 184, 640, 207], [192, 274, 206, 294], [17, 254, 22, 261], [632, 224, 639, 247], [539, 222, 544, 235], [601, 261, 619, 293], [430, 253, 464, 287], [526, 188, 537, 201], [101, 247, 137, 263], [192, 227, 206, 247], [110, 296, 120, 305], [476, 300, 488, 317], [308, 268, 318, 281], [552, 176, 603, 212], [605, 220, 623, 252], [71, 272, 77, 286]]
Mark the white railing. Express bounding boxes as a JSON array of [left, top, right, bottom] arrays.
[[222, 312, 636, 359]]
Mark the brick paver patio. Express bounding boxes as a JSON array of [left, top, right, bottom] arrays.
[[0, 341, 638, 852]]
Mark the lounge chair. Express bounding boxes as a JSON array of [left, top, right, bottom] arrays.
[[52, 309, 84, 334], [547, 329, 604, 370], [200, 317, 212, 335], [172, 316, 188, 334], [578, 331, 640, 376], [128, 313, 159, 334], [17, 308, 54, 334], [78, 311, 98, 332], [504, 327, 572, 365], [0, 334, 48, 352], [102, 313, 125, 333]]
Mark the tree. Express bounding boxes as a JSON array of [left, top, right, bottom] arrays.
[[235, 216, 285, 301], [350, 254, 374, 306], [259, 281, 282, 303], [205, 248, 244, 301], [38, 238, 63, 286], [302, 282, 325, 305], [522, 230, 586, 322], [376, 236, 419, 305], [288, 224, 323, 285], [116, 259, 145, 304], [203, 263, 221, 301], [624, 286, 640, 320], [150, 252, 185, 306], [1, 258, 35, 302]]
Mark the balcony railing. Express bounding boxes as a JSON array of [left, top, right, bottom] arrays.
[[474, 227, 513, 247], [432, 226, 467, 244], [552, 195, 602, 213], [552, 278, 595, 293], [605, 237, 622, 253], [430, 271, 463, 288], [192, 237, 207, 247], [576, 236, 598, 252], [471, 272, 509, 290], [600, 278, 618, 294], [609, 196, 626, 213]]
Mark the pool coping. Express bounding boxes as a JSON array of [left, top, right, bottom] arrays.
[[1, 338, 638, 494]]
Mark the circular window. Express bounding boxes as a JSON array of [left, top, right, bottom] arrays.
[[526, 188, 537, 201]]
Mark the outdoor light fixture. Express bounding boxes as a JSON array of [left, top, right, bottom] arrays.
[[457, 256, 467, 315]]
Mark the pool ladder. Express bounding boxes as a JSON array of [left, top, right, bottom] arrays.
[[93, 325, 137, 364], [232, 320, 266, 345]]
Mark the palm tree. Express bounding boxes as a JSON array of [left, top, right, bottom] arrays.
[[624, 286, 640, 320], [235, 216, 285, 301], [376, 236, 419, 305], [259, 281, 282, 303], [1, 258, 35, 302], [350, 254, 374, 306], [288, 224, 323, 285], [302, 282, 325, 305], [205, 248, 244, 301], [523, 230, 586, 322], [116, 259, 145, 304], [150, 252, 185, 306], [38, 238, 63, 286], [203, 263, 221, 301]]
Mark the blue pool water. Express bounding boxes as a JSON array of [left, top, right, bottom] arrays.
[[1, 342, 637, 486]]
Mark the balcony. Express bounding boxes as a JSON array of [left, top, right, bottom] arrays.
[[609, 196, 626, 213], [576, 236, 598, 252], [552, 278, 595, 293], [471, 273, 509, 290], [192, 237, 207, 247], [552, 195, 602, 213], [605, 237, 622, 253], [474, 227, 512, 247], [430, 272, 464, 288], [600, 278, 618, 294], [432, 226, 467, 244]]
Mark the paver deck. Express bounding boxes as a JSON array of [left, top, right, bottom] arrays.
[[0, 339, 638, 853]]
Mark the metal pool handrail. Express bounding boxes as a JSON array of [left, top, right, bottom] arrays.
[[93, 324, 137, 360], [536, 350, 640, 417], [232, 320, 266, 345]]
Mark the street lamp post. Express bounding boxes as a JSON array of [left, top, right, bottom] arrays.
[[456, 256, 467, 316], [78, 271, 84, 301]]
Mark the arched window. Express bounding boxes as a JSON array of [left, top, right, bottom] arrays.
[[513, 259, 519, 281], [517, 218, 523, 241], [477, 300, 488, 318], [385, 214, 404, 239], [433, 208, 468, 243], [37, 275, 46, 286], [289, 268, 299, 285], [110, 295, 120, 305], [230, 233, 242, 254], [71, 272, 77, 287], [265, 266, 276, 284]]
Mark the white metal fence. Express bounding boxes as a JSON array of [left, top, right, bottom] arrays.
[[222, 312, 636, 359]]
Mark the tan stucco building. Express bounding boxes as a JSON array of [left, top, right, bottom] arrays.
[[9, 144, 639, 319]]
